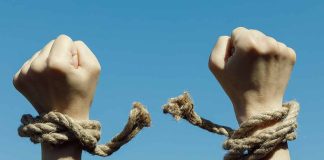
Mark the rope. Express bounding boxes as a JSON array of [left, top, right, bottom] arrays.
[[162, 92, 299, 160], [18, 102, 151, 157]]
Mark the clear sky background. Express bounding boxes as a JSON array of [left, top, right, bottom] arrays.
[[0, 0, 323, 159]]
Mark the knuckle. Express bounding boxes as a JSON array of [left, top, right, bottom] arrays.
[[89, 63, 101, 74], [237, 35, 259, 53], [29, 61, 45, 74], [20, 66, 29, 76], [255, 48, 271, 55], [250, 29, 265, 37], [57, 34, 72, 41], [232, 27, 247, 36], [13, 71, 29, 91], [208, 48, 221, 71], [47, 59, 67, 73], [245, 36, 257, 47], [74, 40, 85, 46], [264, 38, 278, 53], [266, 37, 278, 47], [273, 41, 293, 58], [288, 47, 296, 55], [277, 42, 287, 51], [20, 60, 30, 75], [208, 57, 219, 72], [12, 73, 21, 89], [218, 36, 229, 41], [74, 40, 86, 51], [246, 36, 276, 56], [287, 48, 297, 63]]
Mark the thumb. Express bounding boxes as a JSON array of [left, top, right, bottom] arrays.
[[208, 36, 231, 72]]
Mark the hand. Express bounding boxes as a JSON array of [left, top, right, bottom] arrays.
[[13, 35, 101, 120], [208, 27, 296, 123]]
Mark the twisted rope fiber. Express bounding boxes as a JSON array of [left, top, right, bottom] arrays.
[[18, 102, 151, 157], [162, 92, 299, 160]]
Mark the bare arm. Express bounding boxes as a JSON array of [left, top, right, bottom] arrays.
[[209, 27, 296, 160], [13, 35, 101, 160]]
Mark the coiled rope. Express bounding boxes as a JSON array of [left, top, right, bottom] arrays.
[[162, 92, 299, 160], [18, 102, 151, 157]]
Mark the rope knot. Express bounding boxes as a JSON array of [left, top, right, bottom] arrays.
[[19, 112, 101, 146], [132, 102, 151, 127], [18, 102, 151, 157], [223, 101, 299, 160], [163, 92, 195, 121]]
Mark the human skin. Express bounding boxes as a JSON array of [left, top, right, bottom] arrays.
[[13, 35, 101, 160], [209, 27, 296, 159]]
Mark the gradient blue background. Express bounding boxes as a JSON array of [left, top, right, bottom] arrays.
[[1, 0, 323, 159]]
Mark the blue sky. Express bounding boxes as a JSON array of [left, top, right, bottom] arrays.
[[0, 0, 323, 159]]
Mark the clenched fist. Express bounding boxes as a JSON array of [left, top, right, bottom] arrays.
[[209, 27, 296, 123], [13, 35, 101, 120]]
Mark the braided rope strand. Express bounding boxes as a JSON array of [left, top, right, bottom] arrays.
[[90, 102, 151, 156], [18, 102, 151, 157], [163, 92, 234, 137], [162, 92, 299, 160]]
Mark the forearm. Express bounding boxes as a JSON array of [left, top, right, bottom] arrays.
[[42, 142, 82, 160], [264, 143, 290, 160]]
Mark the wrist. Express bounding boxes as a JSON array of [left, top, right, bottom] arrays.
[[40, 106, 88, 160], [232, 99, 291, 160], [57, 109, 89, 120], [232, 98, 283, 124], [43, 103, 90, 120], [42, 142, 82, 160]]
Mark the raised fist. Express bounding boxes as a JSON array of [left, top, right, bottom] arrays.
[[209, 27, 296, 123], [13, 35, 101, 120]]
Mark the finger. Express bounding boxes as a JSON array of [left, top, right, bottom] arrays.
[[74, 41, 101, 72], [265, 36, 277, 45], [250, 29, 266, 38], [277, 42, 292, 58], [231, 27, 249, 46], [13, 68, 21, 83], [21, 51, 41, 75], [40, 40, 55, 57], [209, 36, 231, 71], [30, 40, 54, 72], [48, 35, 74, 67], [13, 51, 40, 89], [13, 69, 21, 89], [287, 47, 297, 64], [277, 42, 287, 52], [231, 27, 248, 38], [13, 60, 29, 89]]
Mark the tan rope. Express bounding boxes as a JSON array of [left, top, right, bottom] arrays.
[[18, 102, 151, 157], [162, 92, 299, 160]]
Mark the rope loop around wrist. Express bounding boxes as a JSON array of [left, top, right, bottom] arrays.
[[18, 102, 151, 157], [163, 92, 299, 160]]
